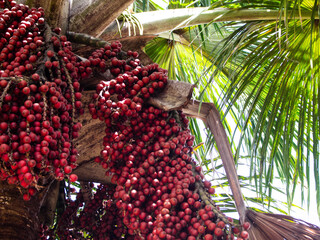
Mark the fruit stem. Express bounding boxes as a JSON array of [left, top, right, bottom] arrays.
[[0, 78, 12, 109], [66, 31, 110, 48]]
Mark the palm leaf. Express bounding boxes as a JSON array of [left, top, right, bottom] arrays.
[[133, 0, 166, 12], [202, 0, 320, 216]]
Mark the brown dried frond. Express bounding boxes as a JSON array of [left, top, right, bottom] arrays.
[[246, 209, 320, 240]]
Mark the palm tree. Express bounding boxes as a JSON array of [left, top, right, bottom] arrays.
[[0, 0, 320, 238]]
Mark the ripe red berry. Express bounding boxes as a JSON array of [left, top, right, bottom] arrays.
[[240, 231, 249, 239], [0, 79, 8, 88], [204, 234, 213, 240], [23, 193, 31, 201], [64, 166, 72, 174], [69, 174, 78, 182], [45, 61, 52, 68], [38, 18, 45, 25], [214, 227, 223, 237], [31, 73, 40, 81], [22, 86, 30, 95], [217, 221, 226, 229], [47, 50, 54, 57], [243, 222, 251, 230], [39, 85, 48, 93]]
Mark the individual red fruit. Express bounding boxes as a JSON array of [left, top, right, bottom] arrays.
[[47, 50, 54, 57], [203, 180, 211, 188], [198, 225, 205, 234], [60, 159, 67, 166], [28, 160, 36, 168], [45, 61, 52, 68], [29, 55, 37, 62], [23, 193, 30, 201], [28, 188, 36, 196], [26, 114, 35, 122], [0, 122, 8, 131], [64, 166, 72, 174], [163, 201, 171, 209], [69, 174, 78, 182], [31, 73, 40, 81], [243, 222, 251, 230], [24, 172, 33, 183], [39, 85, 48, 93], [132, 51, 139, 58], [38, 18, 45, 25], [53, 27, 61, 34], [232, 227, 240, 234], [0, 79, 8, 88], [208, 187, 215, 194], [207, 222, 216, 231], [214, 227, 223, 237], [204, 234, 213, 240], [22, 86, 30, 95], [240, 231, 249, 239], [20, 166, 29, 174], [217, 221, 226, 229], [25, 64, 33, 71]]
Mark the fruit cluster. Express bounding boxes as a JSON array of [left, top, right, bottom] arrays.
[[0, 1, 82, 200], [45, 42, 250, 239], [48, 184, 128, 240]]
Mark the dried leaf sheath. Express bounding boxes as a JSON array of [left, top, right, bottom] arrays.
[[246, 209, 320, 240]]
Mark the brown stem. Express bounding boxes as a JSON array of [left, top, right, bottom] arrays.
[[67, 31, 109, 48], [60, 61, 75, 122], [205, 104, 247, 224], [80, 181, 92, 204], [0, 78, 12, 109]]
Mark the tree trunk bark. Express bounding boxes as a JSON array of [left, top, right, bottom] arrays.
[[24, 0, 70, 33], [0, 181, 41, 239], [69, 0, 135, 37]]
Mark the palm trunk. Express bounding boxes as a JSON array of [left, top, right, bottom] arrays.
[[69, 0, 135, 37], [0, 181, 41, 239], [23, 0, 70, 33]]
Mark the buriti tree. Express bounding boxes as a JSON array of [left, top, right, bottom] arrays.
[[0, 0, 320, 240]]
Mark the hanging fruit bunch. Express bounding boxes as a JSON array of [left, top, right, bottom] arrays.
[[44, 41, 249, 240], [0, 1, 82, 200]]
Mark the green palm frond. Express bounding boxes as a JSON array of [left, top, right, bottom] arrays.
[[203, 0, 320, 215], [168, 0, 194, 9], [133, 0, 167, 12], [117, 10, 144, 37]]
